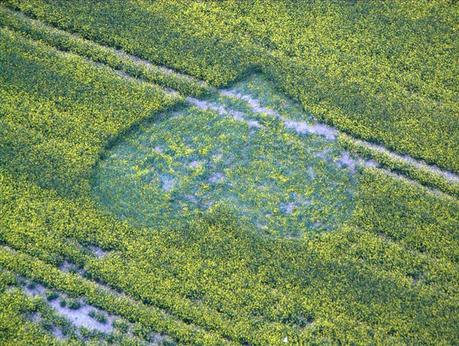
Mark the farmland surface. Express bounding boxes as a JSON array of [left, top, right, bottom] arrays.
[[1, 1, 458, 345]]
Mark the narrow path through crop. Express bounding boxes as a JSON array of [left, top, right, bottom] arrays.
[[0, 245, 235, 345], [2, 4, 458, 197]]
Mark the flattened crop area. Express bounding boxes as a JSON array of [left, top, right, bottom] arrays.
[[94, 75, 359, 237], [1, 3, 459, 346]]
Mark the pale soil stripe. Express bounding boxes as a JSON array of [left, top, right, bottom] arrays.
[[218, 87, 459, 188], [3, 4, 458, 192], [0, 5, 210, 93], [0, 245, 234, 345]]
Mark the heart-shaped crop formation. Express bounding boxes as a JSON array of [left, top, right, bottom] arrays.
[[93, 75, 364, 238]]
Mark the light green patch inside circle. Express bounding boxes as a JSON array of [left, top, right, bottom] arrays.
[[93, 105, 359, 238]]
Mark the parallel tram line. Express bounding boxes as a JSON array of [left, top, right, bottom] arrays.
[[1, 4, 458, 346], [1, 7, 458, 339], [0, 4, 211, 97], [2, 4, 458, 199], [0, 244, 236, 345], [0, 236, 305, 345]]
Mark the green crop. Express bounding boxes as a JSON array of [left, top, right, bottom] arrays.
[[0, 27, 178, 197], [2, 0, 457, 172], [0, 1, 458, 345], [94, 75, 359, 238]]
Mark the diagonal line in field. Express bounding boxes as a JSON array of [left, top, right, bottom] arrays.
[[217, 88, 459, 185], [0, 4, 211, 97], [188, 89, 459, 198], [2, 4, 458, 196], [0, 244, 237, 345]]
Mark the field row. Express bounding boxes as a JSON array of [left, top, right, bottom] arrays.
[[0, 245, 230, 345], [1, 2, 458, 344], [2, 4, 457, 199], [2, 166, 458, 344], [3, 0, 455, 172], [0, 5, 210, 97]]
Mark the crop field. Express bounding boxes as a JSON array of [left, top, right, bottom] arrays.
[[0, 1, 458, 345]]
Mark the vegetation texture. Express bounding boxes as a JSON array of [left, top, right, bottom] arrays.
[[94, 75, 359, 238], [0, 1, 458, 345]]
